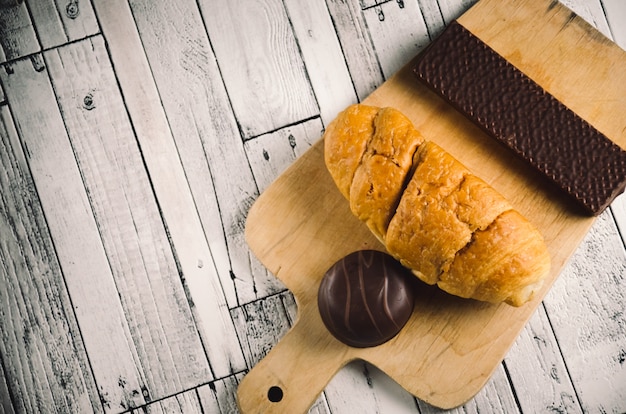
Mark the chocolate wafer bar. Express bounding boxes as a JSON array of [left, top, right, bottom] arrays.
[[413, 21, 626, 216]]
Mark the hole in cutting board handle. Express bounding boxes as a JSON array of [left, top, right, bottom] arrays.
[[267, 385, 283, 402]]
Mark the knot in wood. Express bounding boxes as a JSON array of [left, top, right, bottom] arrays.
[[66, 1, 79, 19], [83, 92, 95, 110]]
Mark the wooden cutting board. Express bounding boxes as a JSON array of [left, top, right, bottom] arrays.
[[238, 0, 626, 411]]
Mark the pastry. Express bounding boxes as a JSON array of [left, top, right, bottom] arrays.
[[324, 104, 551, 306]]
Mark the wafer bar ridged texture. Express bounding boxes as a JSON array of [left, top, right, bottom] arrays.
[[413, 21, 626, 215]]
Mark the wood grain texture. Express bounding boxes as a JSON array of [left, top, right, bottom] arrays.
[[1, 0, 625, 413], [437, 0, 478, 24], [505, 305, 582, 413], [611, 193, 626, 246], [129, 389, 203, 414], [244, 117, 323, 193], [1, 55, 147, 412], [323, 361, 419, 413], [0, 2, 38, 62], [45, 36, 214, 401], [25, 0, 99, 49], [127, 0, 281, 308], [231, 292, 297, 369], [544, 211, 626, 413], [196, 374, 245, 414], [361, 0, 430, 78], [325, 0, 385, 101], [415, 0, 448, 40], [283, 0, 358, 127], [127, 374, 248, 414], [0, 102, 102, 414], [0, 362, 15, 414], [198, 0, 318, 139], [93, 0, 247, 380]]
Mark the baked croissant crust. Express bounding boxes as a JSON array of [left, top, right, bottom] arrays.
[[324, 104, 551, 306]]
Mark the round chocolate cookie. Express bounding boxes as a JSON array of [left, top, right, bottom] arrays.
[[317, 250, 415, 348]]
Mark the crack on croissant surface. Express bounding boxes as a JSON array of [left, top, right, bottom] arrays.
[[438, 212, 501, 299], [348, 106, 425, 240]]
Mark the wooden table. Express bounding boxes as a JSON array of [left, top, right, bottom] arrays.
[[0, 0, 624, 413]]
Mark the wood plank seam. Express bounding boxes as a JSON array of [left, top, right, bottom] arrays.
[[92, 0, 248, 380], [0, 34, 104, 67], [539, 301, 585, 410], [118, 373, 247, 412], [241, 114, 322, 142], [415, 0, 447, 41], [0, 92, 104, 413], [0, 4, 624, 412], [500, 360, 525, 412], [609, 205, 626, 248]]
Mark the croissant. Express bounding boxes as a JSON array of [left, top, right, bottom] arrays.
[[324, 104, 551, 306]]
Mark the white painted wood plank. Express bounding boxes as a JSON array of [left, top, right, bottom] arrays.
[[0, 1, 38, 62], [283, 0, 358, 127], [610, 192, 626, 247], [25, 0, 99, 49], [198, 0, 318, 139], [543, 211, 626, 413], [0, 0, 24, 7], [244, 117, 323, 193], [196, 373, 245, 414], [44, 36, 213, 400], [602, 0, 626, 50], [93, 0, 247, 379], [0, 358, 15, 414], [0, 55, 146, 413], [323, 361, 420, 413], [231, 292, 296, 369], [308, 395, 333, 414], [123, 1, 243, 309], [129, 389, 204, 414], [127, 0, 284, 307], [324, 361, 519, 414], [0, 102, 102, 414], [325, 0, 385, 101], [416, 0, 447, 40], [437, 0, 478, 25], [0, 369, 19, 414], [505, 305, 582, 413], [361, 0, 430, 78]]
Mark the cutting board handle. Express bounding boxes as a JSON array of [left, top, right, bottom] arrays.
[[237, 306, 350, 413]]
